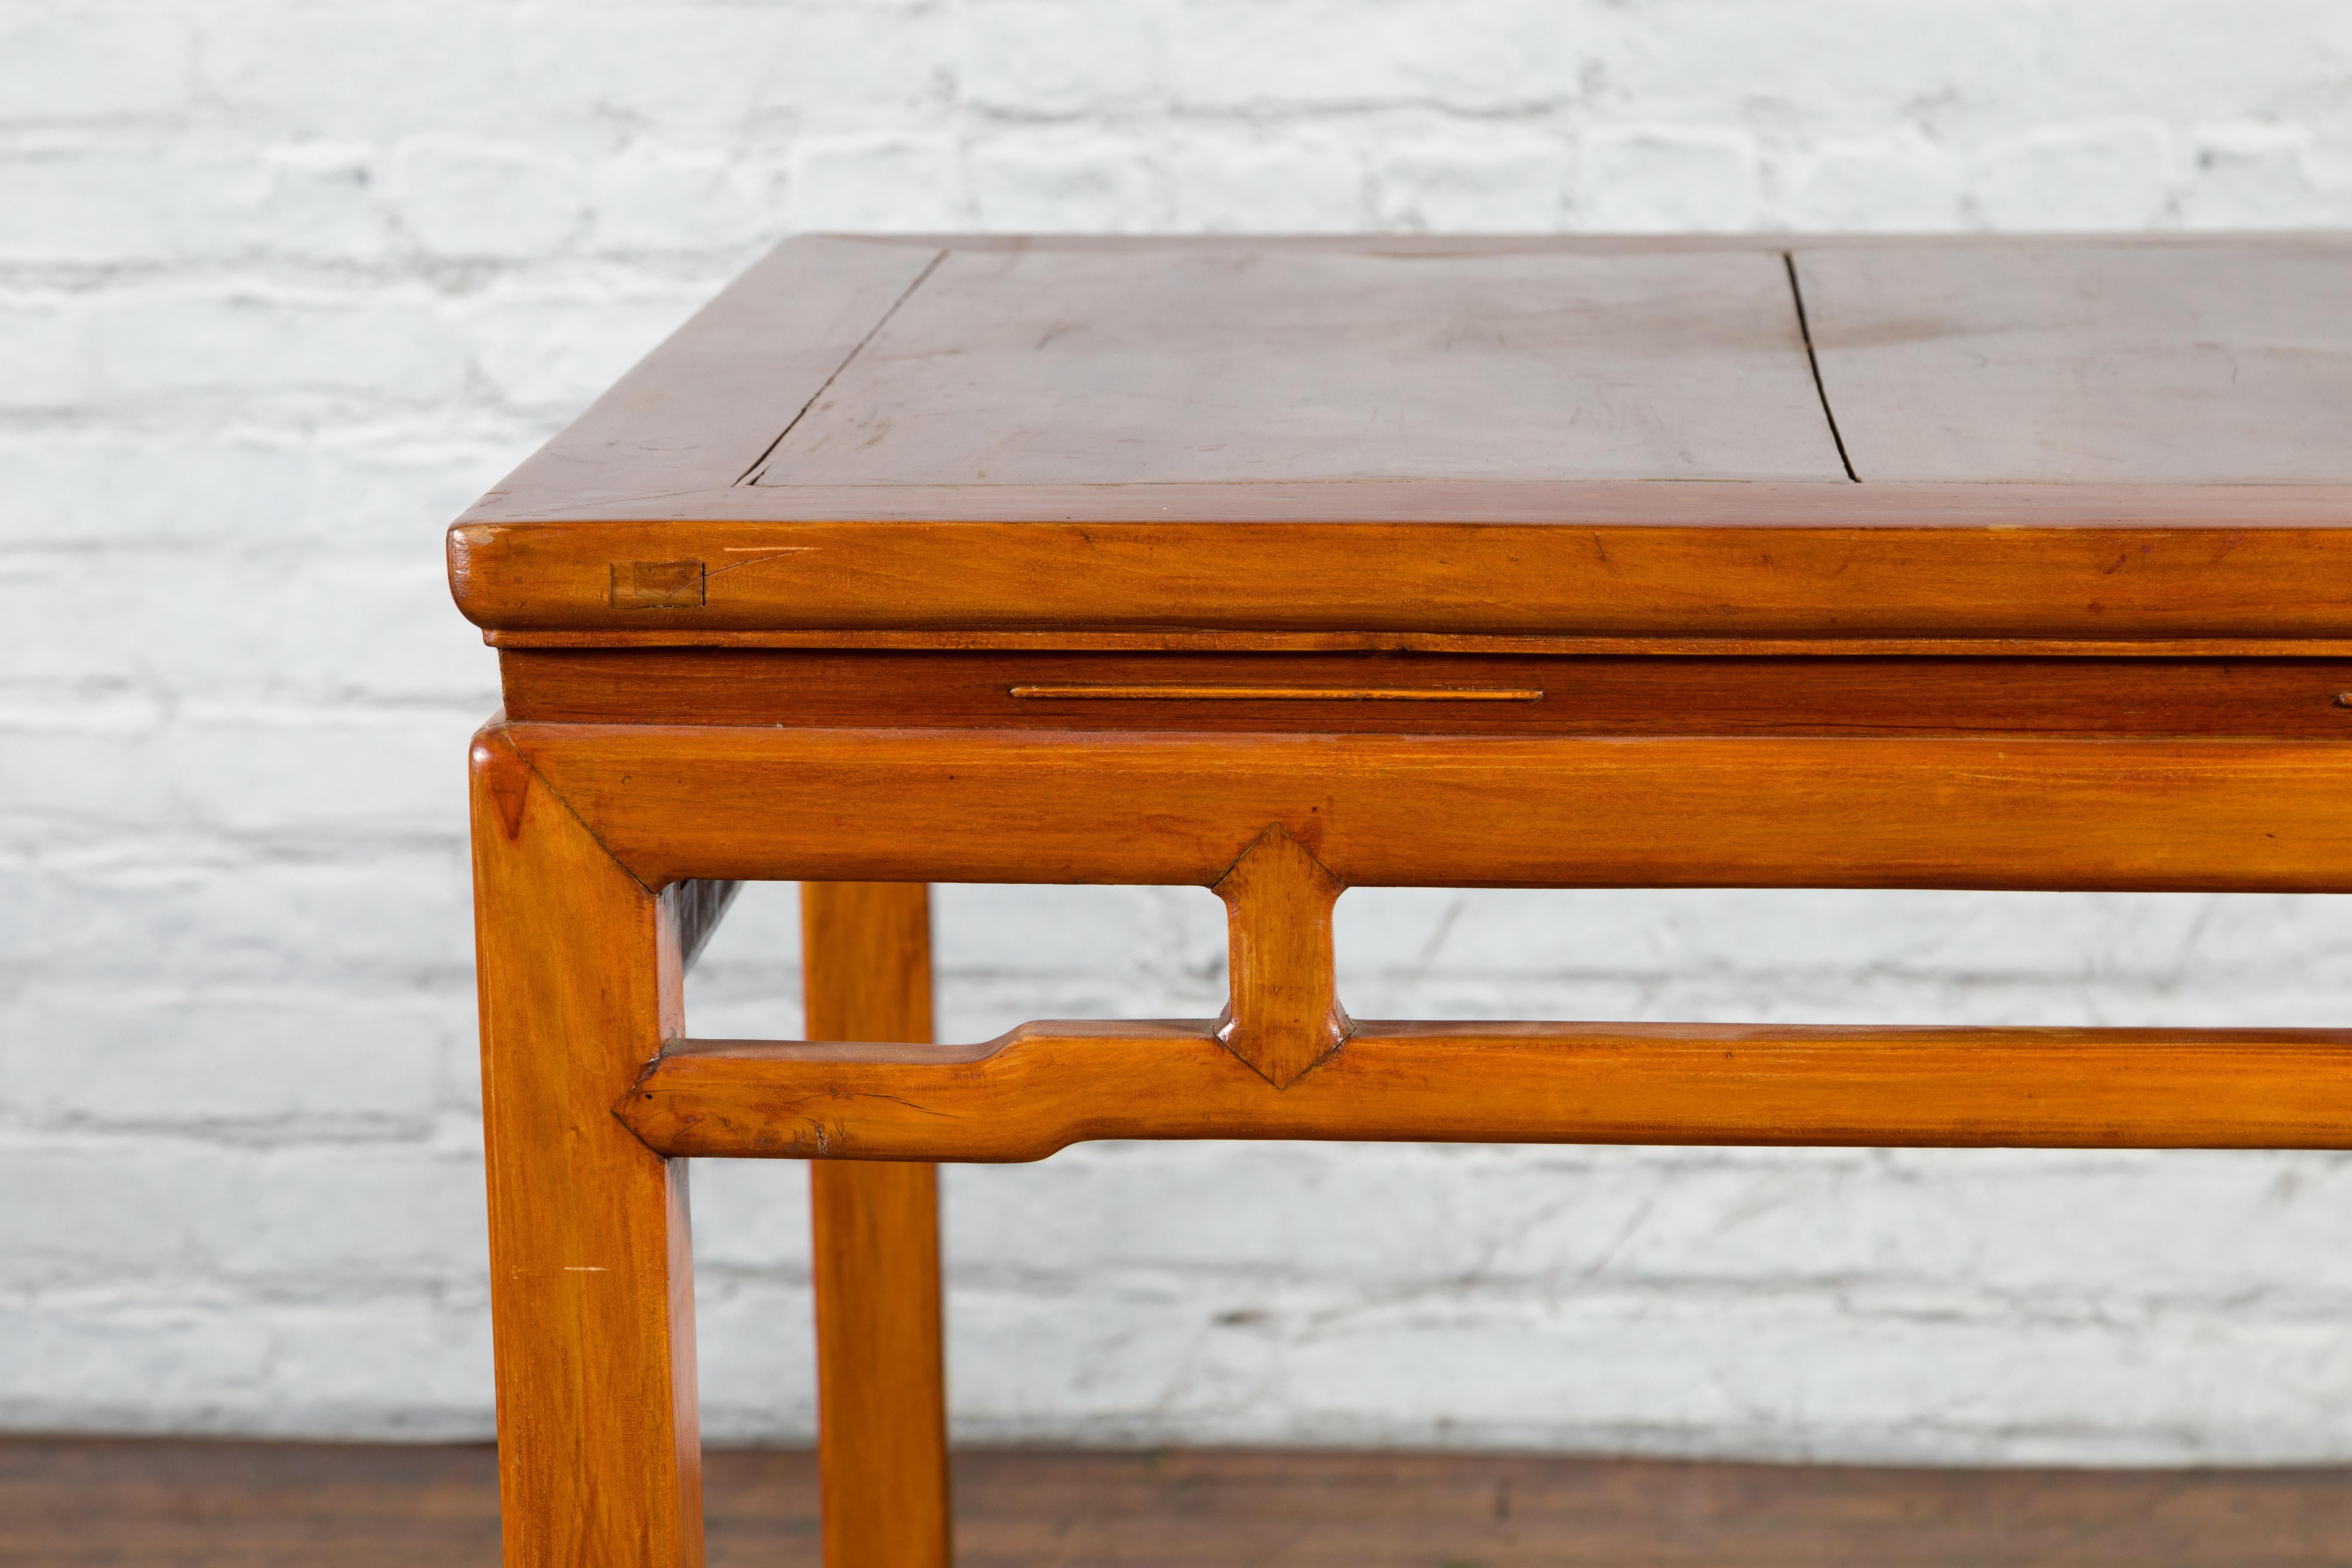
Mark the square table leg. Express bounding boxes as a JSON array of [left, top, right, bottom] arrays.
[[472, 731, 704, 1567], [802, 882, 953, 1568]]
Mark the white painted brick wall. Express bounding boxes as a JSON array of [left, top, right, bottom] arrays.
[[5, 0, 2352, 1460]]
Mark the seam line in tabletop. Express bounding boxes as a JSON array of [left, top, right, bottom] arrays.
[[1784, 251, 1860, 484], [734, 247, 948, 487]]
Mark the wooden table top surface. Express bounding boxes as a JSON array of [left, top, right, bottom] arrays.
[[449, 234, 2352, 649]]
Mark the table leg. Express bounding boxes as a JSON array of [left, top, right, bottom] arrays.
[[802, 882, 953, 1568], [472, 729, 703, 1567]]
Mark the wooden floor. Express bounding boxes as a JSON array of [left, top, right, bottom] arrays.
[[7, 1437, 2352, 1566]]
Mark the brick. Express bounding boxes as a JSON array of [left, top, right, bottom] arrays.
[[0, 430, 472, 549], [1782, 133, 1969, 230], [1591, 0, 2035, 127], [962, 1, 1165, 116], [0, 989, 448, 1127], [0, 842, 475, 988], [278, 556, 502, 702], [0, 1138, 483, 1286], [934, 883, 1223, 983], [1166, 129, 1366, 231], [1373, 132, 1575, 231], [0, 549, 280, 688], [73, 291, 472, 406], [389, 137, 584, 259], [1971, 120, 2177, 230], [587, 144, 777, 255], [689, 1158, 812, 1276], [12, 0, 2352, 1463], [0, 146, 195, 264], [2039, 0, 2352, 122], [215, 1146, 487, 1280], [1166, 0, 1574, 112], [533, 6, 952, 141], [693, 1279, 818, 1442], [462, 283, 709, 411], [1577, 126, 1762, 231], [197, 8, 523, 141], [0, 1294, 495, 1439], [0, 1296, 276, 1431], [241, 1299, 494, 1438], [0, 138, 392, 265], [2181, 123, 2352, 226], [0, 545, 498, 702], [0, 7, 190, 121], [1332, 887, 2349, 1000], [0, 706, 475, 839], [236, 141, 395, 261], [516, 10, 797, 141], [677, 879, 807, 1039], [0, 299, 98, 409], [786, 135, 964, 231], [968, 133, 1162, 230]]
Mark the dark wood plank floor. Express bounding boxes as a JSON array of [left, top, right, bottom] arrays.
[[7, 1437, 2352, 1566]]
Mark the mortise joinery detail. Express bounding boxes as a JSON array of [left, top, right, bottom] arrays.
[[1213, 825, 1352, 1088]]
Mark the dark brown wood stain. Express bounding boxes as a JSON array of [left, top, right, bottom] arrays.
[[9, 1438, 2352, 1568], [499, 648, 2352, 737]]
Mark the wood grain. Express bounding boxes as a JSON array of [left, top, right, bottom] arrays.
[[1212, 827, 1350, 1088], [502, 722, 2352, 894], [496, 649, 2352, 737], [1800, 242, 2352, 483], [488, 629, 2352, 658], [799, 884, 951, 1568], [454, 233, 2352, 1562], [470, 727, 702, 1567], [450, 511, 2352, 640], [446, 235, 2352, 641], [1005, 683, 1546, 701], [620, 1022, 2352, 1163], [749, 246, 1846, 485]]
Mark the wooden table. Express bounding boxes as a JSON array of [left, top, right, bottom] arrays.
[[450, 234, 2352, 1568]]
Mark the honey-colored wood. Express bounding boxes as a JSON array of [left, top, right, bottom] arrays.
[[1799, 242, 2352, 483], [458, 233, 2352, 1561], [496, 649, 2352, 737], [621, 1022, 2352, 1164], [1007, 683, 1546, 701], [800, 884, 951, 1568], [488, 628, 2352, 658], [1211, 827, 1351, 1087], [499, 722, 2352, 894], [470, 726, 702, 1568], [450, 236, 2352, 644], [450, 508, 2352, 641]]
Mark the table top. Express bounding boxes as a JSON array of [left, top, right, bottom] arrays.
[[450, 234, 2352, 650]]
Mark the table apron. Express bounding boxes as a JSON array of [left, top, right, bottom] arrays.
[[505, 723, 2352, 893]]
